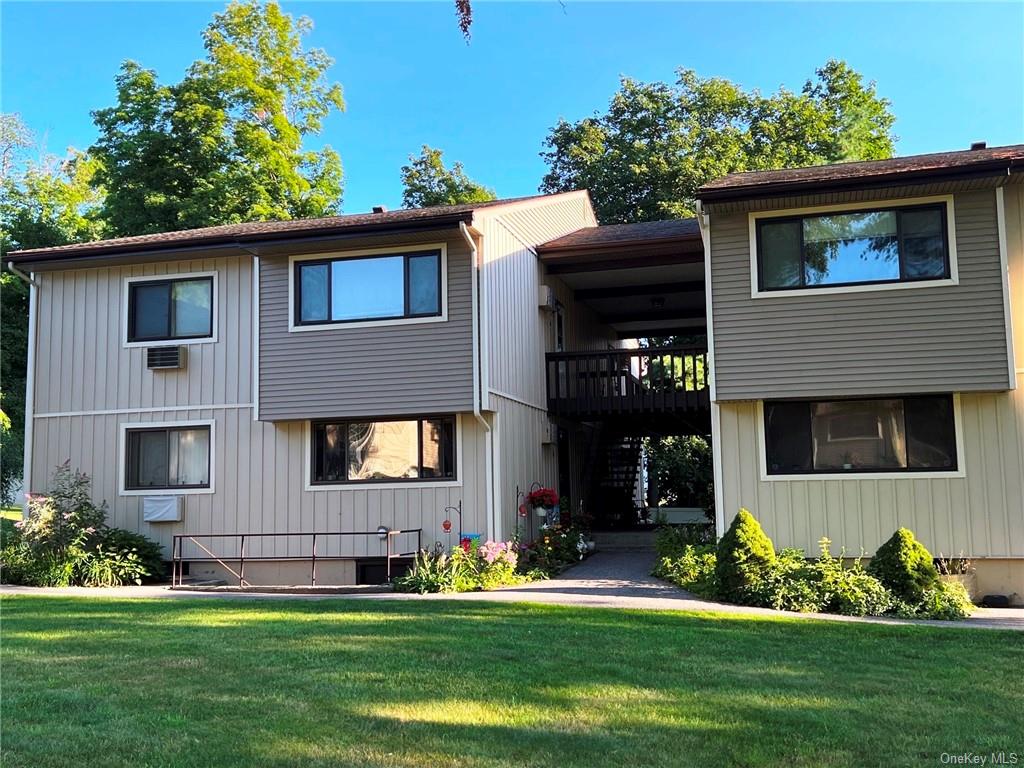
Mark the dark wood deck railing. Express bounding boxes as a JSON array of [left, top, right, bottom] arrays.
[[546, 346, 709, 417]]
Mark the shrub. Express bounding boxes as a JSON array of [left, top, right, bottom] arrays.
[[909, 580, 975, 620], [519, 524, 587, 576], [754, 548, 827, 613], [868, 528, 939, 603], [95, 527, 166, 582], [715, 509, 775, 604], [654, 523, 715, 559], [1, 464, 159, 588], [653, 543, 717, 597]]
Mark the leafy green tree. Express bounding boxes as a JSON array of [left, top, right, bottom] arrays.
[[1, 115, 104, 504], [400, 145, 496, 208], [91, 0, 345, 236], [540, 60, 896, 224]]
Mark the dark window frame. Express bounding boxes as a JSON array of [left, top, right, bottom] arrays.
[[755, 202, 951, 292], [763, 394, 958, 476], [127, 276, 215, 343], [293, 250, 444, 327], [310, 414, 457, 485], [125, 425, 212, 490]]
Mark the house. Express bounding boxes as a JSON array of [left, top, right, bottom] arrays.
[[7, 143, 1023, 600]]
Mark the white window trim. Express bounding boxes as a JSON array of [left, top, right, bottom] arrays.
[[755, 394, 966, 482], [122, 271, 219, 348], [748, 195, 959, 299], [288, 243, 448, 333], [303, 413, 464, 491], [118, 419, 216, 496]]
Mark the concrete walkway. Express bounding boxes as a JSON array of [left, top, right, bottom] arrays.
[[3, 552, 1022, 631]]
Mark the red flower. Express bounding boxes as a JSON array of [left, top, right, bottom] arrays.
[[527, 487, 559, 508], [460, 537, 472, 553]]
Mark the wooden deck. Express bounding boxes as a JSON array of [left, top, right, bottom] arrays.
[[546, 346, 710, 420]]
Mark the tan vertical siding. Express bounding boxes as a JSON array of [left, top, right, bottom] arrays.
[[708, 187, 1012, 399], [716, 392, 1024, 559], [32, 257, 253, 414], [257, 230, 475, 420], [30, 408, 487, 560]]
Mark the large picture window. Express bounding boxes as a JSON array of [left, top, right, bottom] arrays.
[[311, 416, 456, 484], [295, 250, 442, 326], [127, 276, 214, 342], [125, 425, 211, 490], [764, 395, 957, 475], [756, 203, 950, 291]]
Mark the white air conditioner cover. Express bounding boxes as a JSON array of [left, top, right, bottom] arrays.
[[143, 495, 183, 522]]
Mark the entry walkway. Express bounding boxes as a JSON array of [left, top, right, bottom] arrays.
[[3, 552, 1022, 631]]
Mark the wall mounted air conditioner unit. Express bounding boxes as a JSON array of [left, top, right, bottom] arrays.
[[538, 285, 557, 312], [146, 345, 187, 370], [142, 495, 183, 523]]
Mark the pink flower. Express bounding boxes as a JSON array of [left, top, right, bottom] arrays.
[[13, 520, 24, 529], [62, 512, 73, 520], [85, 527, 96, 534]]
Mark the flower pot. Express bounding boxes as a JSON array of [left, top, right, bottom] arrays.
[[534, 506, 550, 518], [586, 540, 596, 553]]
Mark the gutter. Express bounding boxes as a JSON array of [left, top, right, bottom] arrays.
[[5, 261, 40, 288]]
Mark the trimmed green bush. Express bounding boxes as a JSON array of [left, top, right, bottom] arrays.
[[715, 509, 775, 604], [94, 527, 166, 582], [868, 528, 939, 602], [895, 580, 975, 620]]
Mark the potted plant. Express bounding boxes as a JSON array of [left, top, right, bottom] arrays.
[[526, 486, 559, 519]]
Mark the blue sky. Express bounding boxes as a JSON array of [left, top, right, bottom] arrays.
[[2, 1, 1022, 214]]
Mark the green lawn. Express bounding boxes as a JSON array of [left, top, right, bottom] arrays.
[[1, 506, 21, 521], [2, 596, 1021, 767]]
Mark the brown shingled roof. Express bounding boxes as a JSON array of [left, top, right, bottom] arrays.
[[8, 192, 578, 263], [538, 218, 700, 252], [698, 144, 1024, 202]]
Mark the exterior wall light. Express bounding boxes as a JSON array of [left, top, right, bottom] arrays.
[[376, 525, 391, 541]]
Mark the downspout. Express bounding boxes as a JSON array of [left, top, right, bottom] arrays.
[[696, 201, 726, 539], [460, 222, 496, 539], [6, 265, 39, 507]]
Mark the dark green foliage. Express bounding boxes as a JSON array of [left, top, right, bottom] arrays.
[[400, 145, 496, 208], [654, 523, 715, 558], [714, 509, 775, 603], [646, 435, 713, 519], [652, 544, 717, 597], [540, 60, 896, 224], [869, 527, 939, 602], [91, 1, 345, 236], [94, 527, 167, 582]]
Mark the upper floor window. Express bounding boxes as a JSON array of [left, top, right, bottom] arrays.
[[295, 249, 442, 326], [764, 395, 957, 475], [128, 276, 214, 342], [311, 416, 456, 484], [755, 203, 950, 291]]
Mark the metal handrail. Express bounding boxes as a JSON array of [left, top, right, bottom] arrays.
[[170, 528, 423, 588]]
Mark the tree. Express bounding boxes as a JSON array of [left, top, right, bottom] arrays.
[[90, 0, 345, 236], [540, 60, 896, 224], [0, 115, 104, 504], [400, 145, 496, 208]]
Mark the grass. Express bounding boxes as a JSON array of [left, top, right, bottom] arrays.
[[1, 505, 21, 521], [2, 596, 1022, 768]]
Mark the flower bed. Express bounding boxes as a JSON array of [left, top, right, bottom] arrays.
[[653, 510, 974, 620]]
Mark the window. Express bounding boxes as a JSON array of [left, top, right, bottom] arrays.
[[126, 425, 211, 490], [764, 395, 957, 475], [128, 276, 214, 342], [311, 416, 456, 484], [295, 250, 442, 326], [756, 204, 950, 291]]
